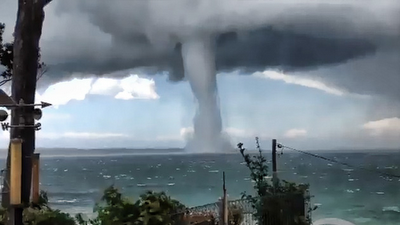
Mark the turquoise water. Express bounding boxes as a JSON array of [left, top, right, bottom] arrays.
[[2, 150, 400, 225]]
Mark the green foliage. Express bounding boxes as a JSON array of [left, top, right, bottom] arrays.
[[238, 137, 316, 225], [0, 22, 46, 86], [76, 186, 186, 225], [0, 190, 75, 225], [0, 23, 13, 80], [0, 187, 186, 225], [24, 208, 76, 225]]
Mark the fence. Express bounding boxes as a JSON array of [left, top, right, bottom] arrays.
[[173, 191, 309, 225]]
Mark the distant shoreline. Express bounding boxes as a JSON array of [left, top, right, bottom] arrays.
[[0, 147, 398, 157], [0, 147, 399, 152]]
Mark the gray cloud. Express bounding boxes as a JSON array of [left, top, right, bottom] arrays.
[[1, 0, 399, 101]]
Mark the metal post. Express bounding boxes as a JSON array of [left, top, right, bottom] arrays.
[[222, 172, 228, 225], [272, 139, 278, 189]]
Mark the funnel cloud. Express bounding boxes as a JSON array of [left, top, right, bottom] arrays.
[[181, 36, 231, 152], [0, 0, 399, 151]]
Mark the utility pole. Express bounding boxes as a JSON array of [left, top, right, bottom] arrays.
[[1, 94, 50, 225], [272, 139, 278, 189], [1, 1, 50, 223]]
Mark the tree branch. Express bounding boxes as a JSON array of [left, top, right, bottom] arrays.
[[0, 77, 11, 87]]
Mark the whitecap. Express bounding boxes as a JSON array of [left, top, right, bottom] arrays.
[[353, 217, 372, 223], [376, 191, 385, 195], [314, 218, 355, 225], [382, 206, 400, 212], [54, 199, 78, 203], [208, 170, 219, 173]]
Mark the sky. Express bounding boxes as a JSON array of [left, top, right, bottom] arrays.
[[0, 0, 399, 151]]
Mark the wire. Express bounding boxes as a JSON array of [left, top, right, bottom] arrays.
[[277, 143, 400, 179]]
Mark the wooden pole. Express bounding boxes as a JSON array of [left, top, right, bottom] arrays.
[[272, 139, 278, 189], [3, 1, 49, 224], [2, 0, 49, 209], [31, 153, 40, 204]]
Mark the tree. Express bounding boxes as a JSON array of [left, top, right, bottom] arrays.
[[1, 2, 52, 225], [0, 23, 13, 86], [1, 21, 48, 208], [0, 23, 47, 88], [75, 186, 186, 225], [238, 138, 316, 225]]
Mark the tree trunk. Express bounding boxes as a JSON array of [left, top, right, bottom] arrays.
[[1, 0, 46, 210]]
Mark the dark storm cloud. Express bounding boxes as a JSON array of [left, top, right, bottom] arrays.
[[48, 27, 376, 82], [31, 1, 397, 79], [1, 0, 399, 90], [214, 28, 376, 74]]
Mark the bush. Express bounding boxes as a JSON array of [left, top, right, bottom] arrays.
[[0, 191, 76, 225], [24, 208, 76, 225], [238, 138, 317, 225], [0, 188, 186, 225], [76, 186, 186, 225]]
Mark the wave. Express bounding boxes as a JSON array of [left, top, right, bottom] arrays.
[[47, 189, 100, 196], [49, 199, 79, 205], [313, 218, 355, 225], [136, 183, 176, 188]]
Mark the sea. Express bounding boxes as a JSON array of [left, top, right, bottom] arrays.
[[1, 149, 400, 225]]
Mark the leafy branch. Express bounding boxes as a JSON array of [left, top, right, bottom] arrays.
[[238, 137, 317, 225], [0, 23, 48, 87]]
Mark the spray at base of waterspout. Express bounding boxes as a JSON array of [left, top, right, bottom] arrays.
[[184, 133, 233, 153]]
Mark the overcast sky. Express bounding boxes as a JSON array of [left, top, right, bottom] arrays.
[[0, 0, 399, 150]]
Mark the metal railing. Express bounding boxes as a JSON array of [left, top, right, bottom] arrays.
[[171, 192, 309, 225]]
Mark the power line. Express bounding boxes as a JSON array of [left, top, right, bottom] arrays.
[[277, 143, 400, 179]]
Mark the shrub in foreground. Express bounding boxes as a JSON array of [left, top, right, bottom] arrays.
[[238, 137, 317, 225], [76, 186, 186, 225], [0, 187, 186, 225]]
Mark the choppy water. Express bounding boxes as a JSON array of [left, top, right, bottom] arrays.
[[2, 150, 400, 225]]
